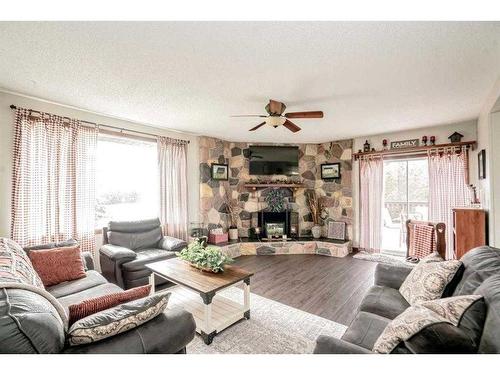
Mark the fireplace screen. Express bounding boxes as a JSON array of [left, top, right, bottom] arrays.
[[266, 223, 285, 237]]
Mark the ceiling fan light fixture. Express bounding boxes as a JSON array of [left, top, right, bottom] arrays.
[[266, 116, 286, 127]]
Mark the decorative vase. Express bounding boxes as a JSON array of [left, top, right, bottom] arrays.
[[229, 228, 239, 240], [311, 225, 322, 239]]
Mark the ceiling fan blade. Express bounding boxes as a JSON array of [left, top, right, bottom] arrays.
[[266, 99, 286, 115], [283, 119, 301, 133], [249, 122, 266, 131], [284, 111, 324, 119], [230, 115, 267, 118]]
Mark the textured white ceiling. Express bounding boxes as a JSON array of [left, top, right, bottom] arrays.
[[0, 22, 499, 142]]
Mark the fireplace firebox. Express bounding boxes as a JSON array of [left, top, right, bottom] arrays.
[[258, 210, 293, 239]]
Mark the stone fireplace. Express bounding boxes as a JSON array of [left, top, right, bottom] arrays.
[[199, 137, 354, 239]]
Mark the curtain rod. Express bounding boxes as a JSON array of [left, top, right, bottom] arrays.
[[9, 104, 190, 144]]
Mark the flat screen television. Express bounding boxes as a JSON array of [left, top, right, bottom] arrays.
[[248, 145, 299, 176]]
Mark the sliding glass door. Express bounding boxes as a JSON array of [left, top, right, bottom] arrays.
[[381, 158, 429, 256]]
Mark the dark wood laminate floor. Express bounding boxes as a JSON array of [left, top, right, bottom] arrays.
[[232, 253, 377, 326]]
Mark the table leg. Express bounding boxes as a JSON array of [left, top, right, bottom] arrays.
[[149, 273, 155, 295], [244, 277, 250, 319], [201, 294, 216, 345]]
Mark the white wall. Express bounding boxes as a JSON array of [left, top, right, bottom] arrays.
[[473, 76, 500, 246], [351, 119, 478, 247], [0, 91, 200, 239]]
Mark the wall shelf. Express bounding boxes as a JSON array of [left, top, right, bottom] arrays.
[[352, 141, 476, 160]]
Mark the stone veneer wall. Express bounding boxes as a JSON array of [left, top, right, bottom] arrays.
[[199, 137, 354, 239]]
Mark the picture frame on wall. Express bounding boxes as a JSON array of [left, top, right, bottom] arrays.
[[321, 163, 341, 180], [478, 149, 486, 180], [211, 163, 229, 180]]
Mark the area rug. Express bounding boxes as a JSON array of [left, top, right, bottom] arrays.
[[187, 288, 347, 354], [353, 251, 415, 267]]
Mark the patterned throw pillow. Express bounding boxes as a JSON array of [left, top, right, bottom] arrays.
[[68, 285, 152, 325], [399, 259, 462, 305], [373, 295, 482, 353], [0, 237, 44, 289], [67, 291, 170, 346], [28, 245, 86, 287]]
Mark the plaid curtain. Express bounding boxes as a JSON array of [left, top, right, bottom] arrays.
[[11, 108, 98, 254], [428, 148, 472, 259], [157, 136, 188, 240], [359, 156, 384, 253]]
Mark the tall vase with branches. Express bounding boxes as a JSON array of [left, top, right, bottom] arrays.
[[223, 184, 240, 240], [306, 190, 326, 239]]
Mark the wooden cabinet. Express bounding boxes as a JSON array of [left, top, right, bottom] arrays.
[[453, 208, 487, 259]]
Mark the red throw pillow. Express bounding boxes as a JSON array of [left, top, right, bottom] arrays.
[[68, 285, 152, 325], [28, 245, 86, 287]]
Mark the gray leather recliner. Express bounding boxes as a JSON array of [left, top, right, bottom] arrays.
[[99, 218, 187, 289]]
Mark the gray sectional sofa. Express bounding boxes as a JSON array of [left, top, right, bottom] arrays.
[[0, 241, 196, 354], [314, 246, 500, 354]]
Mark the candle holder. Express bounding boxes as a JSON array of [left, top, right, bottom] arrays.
[[430, 136, 436, 146], [422, 135, 428, 146]]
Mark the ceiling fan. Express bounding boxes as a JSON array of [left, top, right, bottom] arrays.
[[231, 99, 323, 133]]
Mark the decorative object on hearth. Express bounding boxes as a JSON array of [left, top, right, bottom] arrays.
[[222, 185, 240, 240], [211, 163, 229, 180], [363, 140, 370, 152], [448, 132, 464, 143], [478, 149, 486, 180], [320, 163, 341, 180], [390, 139, 419, 149], [177, 239, 233, 273], [231, 99, 323, 133], [382, 139, 388, 150], [265, 189, 286, 212], [430, 135, 436, 145], [422, 135, 428, 146], [208, 227, 229, 244], [189, 222, 208, 239], [327, 221, 346, 241], [306, 191, 326, 239]]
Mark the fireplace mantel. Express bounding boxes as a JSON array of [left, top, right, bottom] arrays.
[[244, 183, 305, 191]]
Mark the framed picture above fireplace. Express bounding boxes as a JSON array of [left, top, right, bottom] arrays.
[[321, 163, 341, 180], [211, 163, 229, 180]]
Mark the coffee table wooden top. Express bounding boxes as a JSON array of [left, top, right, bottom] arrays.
[[146, 257, 253, 294]]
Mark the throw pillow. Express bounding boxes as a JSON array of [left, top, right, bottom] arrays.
[[67, 291, 170, 346], [373, 295, 482, 353], [68, 285, 151, 325], [28, 245, 86, 287], [399, 259, 462, 305]]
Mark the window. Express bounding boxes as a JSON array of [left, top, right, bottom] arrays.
[[95, 134, 159, 228], [382, 158, 429, 255]]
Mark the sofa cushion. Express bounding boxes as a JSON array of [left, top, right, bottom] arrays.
[[399, 259, 462, 304], [121, 249, 176, 272], [57, 283, 124, 310], [28, 245, 86, 287], [0, 288, 65, 353], [342, 311, 392, 350], [358, 285, 410, 320], [67, 291, 170, 346], [108, 227, 162, 251], [47, 270, 108, 299], [159, 236, 187, 252], [475, 275, 500, 353], [108, 218, 161, 233], [373, 295, 482, 353], [453, 246, 500, 296], [68, 285, 151, 325], [62, 306, 196, 354]]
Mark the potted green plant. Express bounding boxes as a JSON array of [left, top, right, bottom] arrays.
[[177, 239, 233, 273]]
